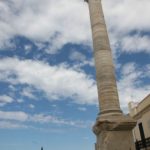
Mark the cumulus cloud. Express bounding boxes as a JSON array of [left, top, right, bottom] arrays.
[[0, 111, 28, 121], [29, 104, 35, 109], [69, 50, 95, 70], [69, 51, 86, 62], [103, 0, 150, 34], [0, 121, 27, 129], [103, 0, 150, 54], [117, 62, 150, 112], [0, 95, 14, 106], [17, 99, 24, 103], [24, 44, 32, 54], [0, 57, 98, 105], [21, 87, 36, 99], [0, 57, 149, 112], [120, 35, 150, 53], [0, 0, 91, 53], [0, 0, 150, 54], [0, 0, 150, 114], [29, 113, 91, 128], [0, 110, 92, 129]]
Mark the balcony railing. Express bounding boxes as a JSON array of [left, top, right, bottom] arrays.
[[135, 137, 150, 150]]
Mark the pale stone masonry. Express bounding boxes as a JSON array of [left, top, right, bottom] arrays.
[[84, 0, 136, 149], [129, 94, 150, 146], [86, 0, 121, 116]]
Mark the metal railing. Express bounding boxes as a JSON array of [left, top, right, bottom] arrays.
[[135, 137, 150, 150]]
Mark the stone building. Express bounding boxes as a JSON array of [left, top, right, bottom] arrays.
[[129, 94, 150, 149]]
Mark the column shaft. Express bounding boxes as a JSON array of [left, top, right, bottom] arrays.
[[85, 1, 136, 150], [88, 0, 122, 115]]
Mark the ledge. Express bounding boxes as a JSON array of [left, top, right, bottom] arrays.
[[93, 114, 136, 135]]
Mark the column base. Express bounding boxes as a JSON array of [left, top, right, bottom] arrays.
[[95, 130, 135, 150], [93, 114, 136, 150]]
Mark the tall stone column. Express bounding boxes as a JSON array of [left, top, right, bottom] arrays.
[[84, 0, 136, 149], [87, 0, 122, 116]]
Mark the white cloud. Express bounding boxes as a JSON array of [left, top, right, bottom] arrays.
[[0, 0, 150, 54], [0, 57, 98, 105], [17, 99, 24, 103], [0, 0, 91, 53], [0, 111, 28, 121], [78, 107, 87, 111], [29, 104, 35, 109], [72, 59, 95, 70], [21, 87, 36, 100], [0, 121, 27, 129], [103, 0, 150, 34], [0, 57, 149, 113], [29, 114, 88, 128], [102, 0, 150, 54], [117, 62, 150, 113], [24, 44, 32, 54], [0, 95, 14, 106], [8, 85, 16, 91], [121, 35, 150, 53], [0, 111, 92, 129], [69, 50, 95, 70], [69, 51, 86, 62]]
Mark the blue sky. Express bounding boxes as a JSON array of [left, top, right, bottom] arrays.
[[0, 0, 150, 150]]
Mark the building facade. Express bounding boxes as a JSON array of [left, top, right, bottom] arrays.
[[129, 94, 150, 149]]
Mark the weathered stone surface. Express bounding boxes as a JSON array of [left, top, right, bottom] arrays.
[[95, 131, 135, 150], [93, 115, 136, 135], [85, 0, 137, 149], [93, 115, 136, 150], [88, 0, 122, 115]]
